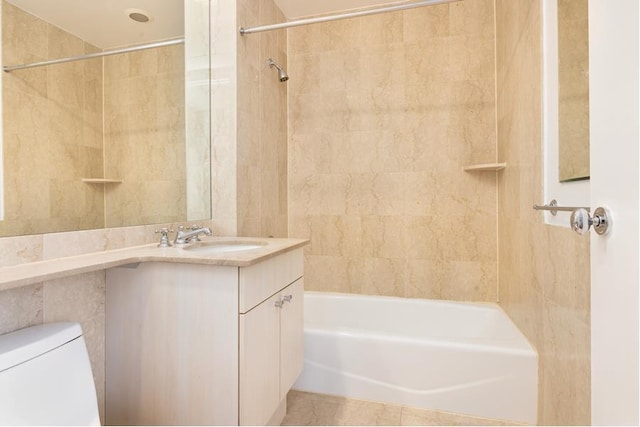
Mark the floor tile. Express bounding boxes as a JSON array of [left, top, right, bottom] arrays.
[[282, 391, 523, 426]]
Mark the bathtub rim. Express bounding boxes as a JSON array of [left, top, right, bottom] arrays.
[[303, 291, 539, 356]]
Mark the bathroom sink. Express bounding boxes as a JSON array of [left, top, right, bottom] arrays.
[[182, 240, 267, 254]]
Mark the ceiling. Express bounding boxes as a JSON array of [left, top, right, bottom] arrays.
[[5, 0, 183, 49], [4, 0, 403, 49], [272, 0, 406, 19]]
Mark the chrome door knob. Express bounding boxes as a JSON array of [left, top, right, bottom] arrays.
[[570, 208, 591, 235], [570, 207, 610, 236]]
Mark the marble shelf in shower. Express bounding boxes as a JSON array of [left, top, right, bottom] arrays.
[[463, 162, 507, 172], [81, 178, 123, 184]]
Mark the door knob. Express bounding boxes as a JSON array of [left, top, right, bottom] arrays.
[[570, 207, 610, 236]]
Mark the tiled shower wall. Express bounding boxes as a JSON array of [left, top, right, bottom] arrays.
[[287, 0, 498, 301], [495, 0, 591, 424], [236, 0, 288, 237]]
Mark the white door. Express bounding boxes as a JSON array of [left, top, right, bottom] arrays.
[[589, 0, 640, 424]]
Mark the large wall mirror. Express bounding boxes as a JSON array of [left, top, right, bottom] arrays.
[[0, 0, 211, 238], [543, 0, 590, 226]]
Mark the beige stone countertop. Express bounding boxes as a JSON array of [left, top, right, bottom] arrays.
[[0, 237, 309, 292]]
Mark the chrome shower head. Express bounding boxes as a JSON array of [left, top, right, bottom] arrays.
[[267, 58, 289, 82]]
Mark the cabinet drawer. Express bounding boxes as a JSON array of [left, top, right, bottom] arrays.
[[239, 249, 303, 313]]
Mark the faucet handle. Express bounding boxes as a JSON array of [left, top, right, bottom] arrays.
[[188, 224, 205, 241], [154, 228, 174, 248]]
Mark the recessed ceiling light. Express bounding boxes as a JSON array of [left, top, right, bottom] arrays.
[[125, 8, 153, 23]]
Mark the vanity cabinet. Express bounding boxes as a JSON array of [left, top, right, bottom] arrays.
[[239, 278, 303, 425], [105, 248, 304, 426]]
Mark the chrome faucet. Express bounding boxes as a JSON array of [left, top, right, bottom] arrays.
[[174, 225, 212, 245]]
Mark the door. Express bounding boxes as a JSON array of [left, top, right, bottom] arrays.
[[589, 0, 639, 424]]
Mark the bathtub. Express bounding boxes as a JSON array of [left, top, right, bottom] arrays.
[[292, 292, 538, 425]]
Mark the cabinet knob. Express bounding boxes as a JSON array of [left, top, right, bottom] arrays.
[[282, 294, 293, 303], [275, 300, 284, 308]]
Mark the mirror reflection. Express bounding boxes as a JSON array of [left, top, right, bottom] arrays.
[[0, 0, 210, 237], [557, 0, 589, 182]]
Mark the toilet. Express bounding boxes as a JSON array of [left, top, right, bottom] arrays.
[[0, 322, 100, 425]]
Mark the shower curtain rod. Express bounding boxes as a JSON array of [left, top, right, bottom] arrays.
[[239, 0, 460, 35], [3, 37, 185, 72]]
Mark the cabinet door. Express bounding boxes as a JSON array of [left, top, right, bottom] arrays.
[[280, 278, 304, 399], [239, 292, 281, 426], [106, 263, 239, 426]]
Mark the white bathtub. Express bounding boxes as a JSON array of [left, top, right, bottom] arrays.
[[293, 292, 538, 425]]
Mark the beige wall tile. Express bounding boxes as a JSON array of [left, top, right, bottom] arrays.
[[43, 229, 109, 259], [449, 0, 495, 37], [0, 284, 43, 335], [557, 0, 590, 181], [2, 1, 47, 64], [307, 215, 362, 257], [403, 4, 450, 41], [2, 2, 103, 237], [103, 44, 186, 228], [495, 0, 590, 424], [403, 260, 444, 299], [359, 257, 406, 297], [303, 254, 364, 294], [43, 271, 106, 422], [288, 0, 498, 302], [235, 0, 288, 238], [0, 235, 43, 267], [360, 216, 406, 259], [2, 2, 191, 237]]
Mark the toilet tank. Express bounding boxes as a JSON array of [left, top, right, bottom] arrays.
[[0, 323, 100, 426]]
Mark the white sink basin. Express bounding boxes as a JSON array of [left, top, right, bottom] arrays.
[[183, 240, 267, 254]]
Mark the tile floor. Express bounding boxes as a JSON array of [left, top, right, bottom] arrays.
[[281, 391, 520, 426]]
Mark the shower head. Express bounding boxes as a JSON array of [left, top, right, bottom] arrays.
[[267, 58, 289, 82]]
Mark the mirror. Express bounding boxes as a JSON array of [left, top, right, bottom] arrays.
[[0, 0, 211, 237], [542, 0, 590, 227], [557, 0, 590, 182]]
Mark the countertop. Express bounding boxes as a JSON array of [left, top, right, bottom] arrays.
[[0, 237, 309, 292]]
